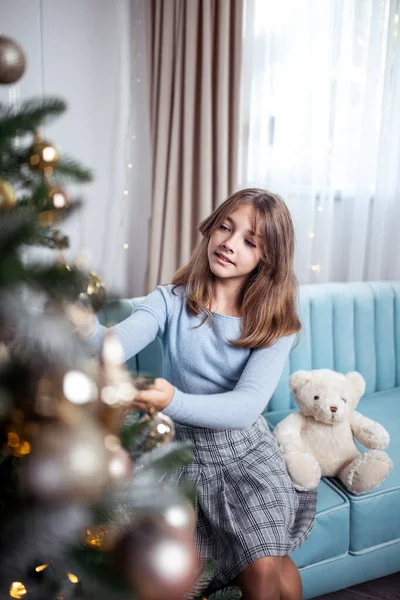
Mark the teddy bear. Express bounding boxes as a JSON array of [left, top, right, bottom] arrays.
[[273, 369, 393, 495]]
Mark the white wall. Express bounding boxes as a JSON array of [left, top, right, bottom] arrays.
[[0, 0, 151, 297]]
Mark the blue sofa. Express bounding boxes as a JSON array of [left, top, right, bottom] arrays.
[[98, 281, 400, 599]]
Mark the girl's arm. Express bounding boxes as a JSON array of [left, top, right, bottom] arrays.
[[87, 286, 170, 362], [163, 334, 295, 430]]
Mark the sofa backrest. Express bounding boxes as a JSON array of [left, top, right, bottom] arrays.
[[98, 282, 400, 412], [269, 281, 400, 411]]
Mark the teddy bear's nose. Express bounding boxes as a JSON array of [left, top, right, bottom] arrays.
[[330, 406, 337, 413]]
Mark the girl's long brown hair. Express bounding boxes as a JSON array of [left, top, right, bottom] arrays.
[[171, 188, 301, 349]]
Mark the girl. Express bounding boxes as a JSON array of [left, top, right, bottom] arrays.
[[78, 188, 317, 600]]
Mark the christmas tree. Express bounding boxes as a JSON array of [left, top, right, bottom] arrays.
[[0, 34, 203, 600]]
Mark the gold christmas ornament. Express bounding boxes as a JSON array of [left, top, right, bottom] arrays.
[[82, 272, 106, 313], [0, 36, 26, 84], [49, 186, 69, 209], [27, 132, 59, 176], [0, 178, 16, 210], [38, 187, 70, 226]]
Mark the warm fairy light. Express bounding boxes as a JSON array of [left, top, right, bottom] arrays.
[[35, 564, 49, 572], [123, 190, 129, 196], [128, 163, 133, 168], [123, 243, 129, 249], [395, 14, 399, 23], [7, 432, 19, 447], [317, 206, 323, 212], [311, 264, 321, 272], [132, 135, 136, 140], [67, 573, 79, 584], [9, 582, 27, 598], [18, 441, 31, 455], [309, 232, 315, 239]]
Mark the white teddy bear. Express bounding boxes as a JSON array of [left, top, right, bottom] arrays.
[[273, 369, 393, 495]]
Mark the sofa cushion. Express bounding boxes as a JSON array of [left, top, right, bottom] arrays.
[[332, 388, 400, 554], [265, 412, 350, 568]]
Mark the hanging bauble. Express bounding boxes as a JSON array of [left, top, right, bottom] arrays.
[[27, 132, 59, 176], [20, 420, 110, 504], [0, 36, 26, 84], [142, 411, 175, 451], [83, 271, 106, 313], [130, 488, 196, 537], [0, 178, 16, 210], [113, 518, 198, 600]]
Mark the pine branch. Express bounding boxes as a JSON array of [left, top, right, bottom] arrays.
[[25, 264, 87, 301], [18, 222, 69, 250], [53, 156, 93, 183], [0, 212, 37, 254], [208, 587, 242, 600], [132, 441, 193, 485], [67, 547, 134, 600], [0, 98, 66, 140]]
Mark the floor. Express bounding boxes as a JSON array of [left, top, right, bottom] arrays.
[[315, 572, 400, 600]]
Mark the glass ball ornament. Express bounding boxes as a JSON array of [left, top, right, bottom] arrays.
[[142, 411, 175, 450], [80, 272, 106, 313], [0, 36, 26, 84], [27, 133, 59, 176], [113, 518, 198, 600], [20, 420, 110, 504]]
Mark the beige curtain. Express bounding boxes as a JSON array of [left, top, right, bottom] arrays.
[[145, 0, 243, 292]]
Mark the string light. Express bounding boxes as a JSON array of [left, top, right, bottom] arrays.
[[132, 135, 136, 140], [128, 163, 133, 168], [309, 232, 315, 239], [9, 582, 27, 598], [311, 264, 321, 272], [123, 243, 129, 249], [35, 564, 49, 572], [317, 206, 323, 212], [67, 573, 79, 584], [123, 190, 129, 196]]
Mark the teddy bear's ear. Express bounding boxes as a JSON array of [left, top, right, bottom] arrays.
[[289, 370, 311, 392], [345, 371, 366, 400]]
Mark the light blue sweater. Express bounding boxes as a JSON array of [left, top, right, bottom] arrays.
[[88, 284, 295, 430]]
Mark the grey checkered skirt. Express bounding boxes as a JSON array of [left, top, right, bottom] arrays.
[[163, 415, 317, 590]]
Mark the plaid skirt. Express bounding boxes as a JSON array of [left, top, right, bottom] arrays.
[[163, 415, 317, 590]]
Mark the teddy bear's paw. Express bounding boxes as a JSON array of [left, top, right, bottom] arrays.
[[341, 450, 393, 495], [284, 451, 321, 491], [359, 424, 390, 450]]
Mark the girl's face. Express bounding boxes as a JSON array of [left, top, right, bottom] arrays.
[[207, 203, 262, 284]]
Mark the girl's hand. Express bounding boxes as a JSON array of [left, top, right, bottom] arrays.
[[133, 377, 175, 412]]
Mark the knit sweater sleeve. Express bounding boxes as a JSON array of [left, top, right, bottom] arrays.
[[163, 334, 295, 430], [86, 285, 170, 362]]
